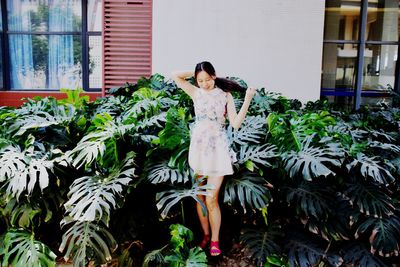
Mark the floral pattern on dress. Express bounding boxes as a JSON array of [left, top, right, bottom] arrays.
[[188, 87, 234, 177]]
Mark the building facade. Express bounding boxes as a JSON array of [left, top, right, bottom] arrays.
[[0, 0, 399, 109]]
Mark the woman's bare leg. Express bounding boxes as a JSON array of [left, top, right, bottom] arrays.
[[206, 175, 224, 254], [196, 175, 210, 245], [197, 194, 210, 236]]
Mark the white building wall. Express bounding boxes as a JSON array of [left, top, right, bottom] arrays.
[[152, 0, 325, 104]]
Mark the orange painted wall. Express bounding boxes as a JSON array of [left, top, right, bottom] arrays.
[[0, 91, 102, 107]]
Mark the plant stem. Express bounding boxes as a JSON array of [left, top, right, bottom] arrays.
[[181, 201, 185, 225]]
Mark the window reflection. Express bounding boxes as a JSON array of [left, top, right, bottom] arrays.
[[9, 35, 82, 90], [322, 43, 358, 90], [88, 0, 102, 32], [321, 43, 358, 108], [0, 3, 2, 30], [0, 38, 3, 89], [89, 36, 102, 88], [324, 0, 361, 40], [367, 0, 399, 41], [323, 0, 399, 108], [361, 44, 396, 106], [7, 0, 82, 32]]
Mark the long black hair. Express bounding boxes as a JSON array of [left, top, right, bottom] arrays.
[[194, 61, 246, 93]]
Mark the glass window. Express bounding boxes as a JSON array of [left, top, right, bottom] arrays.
[[323, 0, 399, 109], [0, 37, 3, 89], [321, 43, 358, 108], [7, 0, 82, 32], [9, 34, 82, 90], [324, 0, 361, 40], [322, 43, 358, 90], [0, 3, 2, 30], [3, 0, 101, 91], [89, 36, 102, 88], [0, 3, 3, 89], [361, 44, 397, 106], [88, 0, 102, 32], [367, 0, 400, 41]]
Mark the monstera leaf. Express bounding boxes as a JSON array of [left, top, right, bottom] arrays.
[[10, 105, 76, 136], [69, 118, 131, 169], [59, 221, 117, 266], [223, 172, 271, 213], [346, 153, 395, 185], [164, 247, 207, 267], [285, 182, 333, 219], [1, 229, 56, 267], [238, 143, 278, 169], [134, 112, 167, 131], [285, 231, 343, 267], [343, 183, 395, 218], [240, 226, 282, 266], [63, 153, 135, 226], [145, 160, 190, 184], [156, 107, 190, 150], [342, 242, 388, 267], [227, 115, 266, 146], [369, 141, 400, 154], [128, 98, 161, 119], [282, 136, 343, 180], [355, 215, 400, 257], [0, 146, 54, 199], [156, 180, 210, 219]]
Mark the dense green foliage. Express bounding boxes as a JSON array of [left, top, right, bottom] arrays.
[[0, 76, 399, 266]]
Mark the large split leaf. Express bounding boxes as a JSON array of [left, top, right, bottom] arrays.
[[282, 136, 343, 180], [1, 229, 56, 267], [63, 153, 135, 226], [224, 172, 271, 213], [59, 221, 117, 266], [346, 153, 395, 185], [355, 215, 400, 257]]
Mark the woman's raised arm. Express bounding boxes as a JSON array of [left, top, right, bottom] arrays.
[[226, 88, 257, 129], [171, 71, 198, 99]]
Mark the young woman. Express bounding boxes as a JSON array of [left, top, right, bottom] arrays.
[[171, 61, 256, 256]]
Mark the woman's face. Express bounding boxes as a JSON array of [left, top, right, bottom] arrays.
[[196, 71, 216, 91]]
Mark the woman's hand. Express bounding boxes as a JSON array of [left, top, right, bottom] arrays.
[[245, 87, 257, 101]]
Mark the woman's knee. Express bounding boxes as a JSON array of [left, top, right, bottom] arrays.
[[205, 194, 218, 210]]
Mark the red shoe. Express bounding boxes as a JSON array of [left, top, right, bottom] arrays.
[[210, 241, 221, 256], [198, 234, 210, 249]]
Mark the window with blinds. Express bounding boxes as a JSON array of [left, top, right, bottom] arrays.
[[103, 0, 152, 93]]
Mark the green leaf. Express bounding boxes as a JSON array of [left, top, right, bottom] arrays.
[[184, 247, 207, 267], [245, 160, 254, 171], [285, 182, 333, 219], [59, 221, 117, 265], [223, 172, 271, 213], [343, 183, 395, 218], [69, 119, 131, 169], [169, 224, 194, 251], [282, 135, 343, 180], [227, 115, 266, 145], [157, 107, 190, 150], [156, 180, 210, 219], [1, 229, 56, 267], [346, 153, 395, 185], [285, 231, 343, 267], [240, 226, 282, 266], [355, 215, 400, 257], [238, 144, 278, 169], [342, 242, 387, 267], [0, 146, 54, 199], [63, 153, 135, 226], [145, 160, 190, 184]]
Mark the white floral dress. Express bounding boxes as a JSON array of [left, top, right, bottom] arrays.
[[189, 87, 234, 177]]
